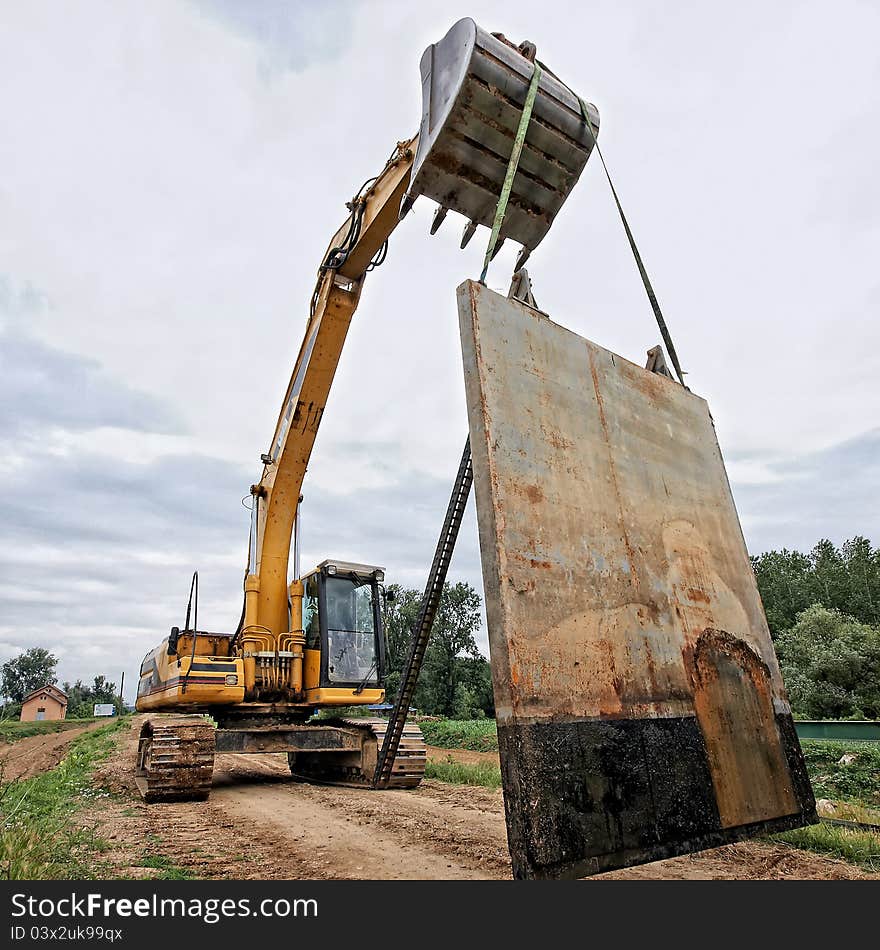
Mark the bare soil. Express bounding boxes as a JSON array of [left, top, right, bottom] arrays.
[[0, 721, 106, 781], [80, 716, 876, 880]]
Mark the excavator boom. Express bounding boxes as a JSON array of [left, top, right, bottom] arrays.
[[246, 21, 598, 650]]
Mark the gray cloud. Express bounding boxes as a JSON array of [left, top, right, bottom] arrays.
[[0, 327, 182, 439], [0, 448, 247, 549], [191, 0, 354, 73], [0, 276, 49, 317], [733, 428, 880, 555]]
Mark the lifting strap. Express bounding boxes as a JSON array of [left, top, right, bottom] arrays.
[[571, 92, 688, 388], [480, 55, 688, 388], [479, 63, 543, 283]]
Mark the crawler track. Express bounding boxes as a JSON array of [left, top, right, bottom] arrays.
[[287, 718, 426, 789], [135, 715, 216, 803]]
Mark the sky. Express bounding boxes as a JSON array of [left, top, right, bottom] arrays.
[[1, 0, 878, 702]]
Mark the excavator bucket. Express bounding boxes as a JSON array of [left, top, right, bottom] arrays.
[[407, 18, 599, 259]]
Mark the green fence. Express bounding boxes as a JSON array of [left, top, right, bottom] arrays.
[[795, 720, 880, 742]]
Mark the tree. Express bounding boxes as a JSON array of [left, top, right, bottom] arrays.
[[0, 648, 58, 704], [776, 605, 880, 719], [61, 675, 120, 719], [416, 582, 483, 717], [753, 536, 880, 636], [381, 581, 491, 718], [751, 548, 814, 635], [451, 654, 494, 719]]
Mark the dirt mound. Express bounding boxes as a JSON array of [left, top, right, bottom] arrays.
[[0, 721, 105, 782]]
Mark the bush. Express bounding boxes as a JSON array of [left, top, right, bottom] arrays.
[[777, 606, 880, 719], [799, 740, 880, 806]]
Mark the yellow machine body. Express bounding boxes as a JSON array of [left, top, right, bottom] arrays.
[[136, 635, 245, 710]]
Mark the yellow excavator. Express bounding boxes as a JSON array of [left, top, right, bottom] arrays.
[[134, 18, 599, 801]]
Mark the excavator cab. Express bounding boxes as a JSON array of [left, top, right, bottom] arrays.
[[299, 560, 387, 704]]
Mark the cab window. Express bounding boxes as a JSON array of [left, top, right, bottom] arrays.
[[324, 576, 378, 684]]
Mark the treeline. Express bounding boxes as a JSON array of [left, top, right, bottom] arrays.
[[383, 582, 494, 719], [753, 536, 880, 720]]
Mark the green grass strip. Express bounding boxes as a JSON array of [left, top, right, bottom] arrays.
[[419, 719, 498, 752], [425, 755, 502, 789], [0, 720, 122, 879], [774, 822, 880, 872], [0, 719, 101, 744]]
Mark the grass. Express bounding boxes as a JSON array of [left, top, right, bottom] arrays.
[[774, 822, 880, 872], [139, 854, 195, 880], [0, 719, 100, 744], [797, 740, 880, 806], [425, 754, 502, 789], [0, 719, 123, 879], [768, 738, 880, 870], [419, 718, 498, 752]]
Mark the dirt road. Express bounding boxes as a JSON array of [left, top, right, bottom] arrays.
[[0, 721, 106, 782], [89, 717, 874, 880]]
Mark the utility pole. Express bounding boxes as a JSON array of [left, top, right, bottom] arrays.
[[119, 671, 125, 714]]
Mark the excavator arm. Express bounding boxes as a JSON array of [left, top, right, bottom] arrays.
[[247, 137, 419, 642], [135, 16, 600, 711], [241, 20, 599, 650]]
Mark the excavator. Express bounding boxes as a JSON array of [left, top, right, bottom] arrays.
[[134, 18, 600, 801]]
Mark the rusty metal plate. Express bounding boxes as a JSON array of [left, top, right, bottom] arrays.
[[457, 280, 816, 879]]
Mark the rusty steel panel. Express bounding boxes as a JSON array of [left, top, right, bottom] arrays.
[[457, 280, 816, 879]]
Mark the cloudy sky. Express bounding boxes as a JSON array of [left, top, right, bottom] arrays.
[[1, 0, 877, 701]]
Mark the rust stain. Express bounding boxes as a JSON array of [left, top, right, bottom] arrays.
[[512, 552, 553, 570], [523, 484, 544, 504], [587, 347, 640, 585], [684, 587, 711, 604], [689, 628, 798, 828], [540, 423, 574, 452]]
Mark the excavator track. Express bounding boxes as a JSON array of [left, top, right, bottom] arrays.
[[135, 715, 216, 803], [287, 718, 426, 789]]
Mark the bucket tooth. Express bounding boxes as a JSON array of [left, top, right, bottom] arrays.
[[398, 193, 416, 221], [490, 238, 506, 261], [461, 220, 478, 249], [430, 205, 449, 235], [515, 246, 531, 271]]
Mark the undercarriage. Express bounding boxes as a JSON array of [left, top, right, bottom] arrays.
[[134, 714, 426, 803]]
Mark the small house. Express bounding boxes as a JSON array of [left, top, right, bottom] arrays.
[[19, 684, 68, 721]]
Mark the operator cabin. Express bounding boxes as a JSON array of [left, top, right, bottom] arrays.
[[19, 684, 67, 721]]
